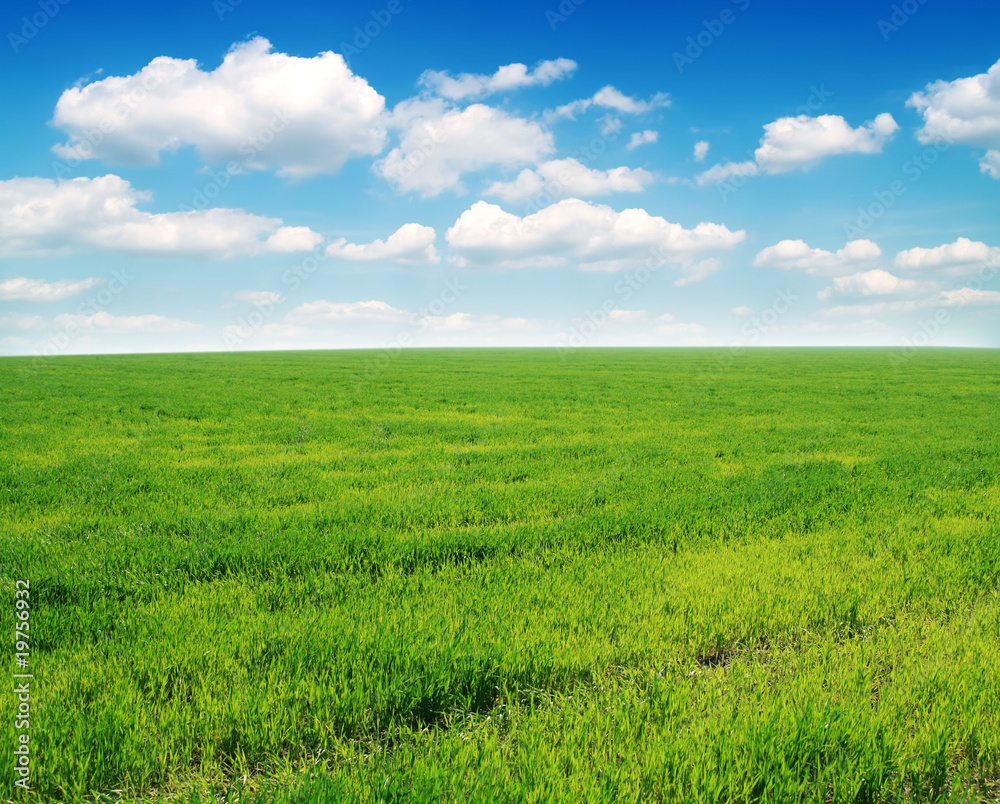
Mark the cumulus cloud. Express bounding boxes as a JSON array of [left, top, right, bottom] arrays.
[[697, 113, 898, 183], [0, 175, 321, 258], [325, 223, 439, 264], [445, 198, 745, 272], [817, 269, 919, 302], [731, 305, 753, 316], [418, 58, 576, 100], [754, 113, 898, 173], [753, 239, 882, 277], [908, 58, 1000, 176], [550, 86, 670, 120], [375, 103, 554, 197], [264, 227, 324, 252], [484, 158, 654, 204], [54, 311, 200, 332], [693, 140, 710, 161], [893, 237, 1000, 276], [627, 130, 659, 151], [0, 276, 99, 301], [50, 37, 386, 179]]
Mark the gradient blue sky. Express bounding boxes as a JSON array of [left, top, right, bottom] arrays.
[[1, 0, 998, 355]]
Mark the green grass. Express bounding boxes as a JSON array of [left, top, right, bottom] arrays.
[[1, 347, 998, 803]]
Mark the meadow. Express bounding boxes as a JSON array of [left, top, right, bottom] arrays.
[[1, 347, 998, 803]]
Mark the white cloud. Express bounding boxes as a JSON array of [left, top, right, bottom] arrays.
[[54, 311, 200, 332], [279, 300, 543, 342], [285, 299, 412, 324], [893, 238, 1000, 276], [731, 305, 753, 316], [908, 58, 1000, 176], [939, 288, 1000, 307], [325, 223, 439, 264], [693, 140, 710, 161], [798, 319, 889, 335], [0, 175, 321, 258], [817, 269, 919, 302], [445, 198, 745, 271], [418, 58, 576, 100], [654, 313, 705, 335], [484, 158, 654, 204], [264, 227, 324, 253], [820, 299, 920, 318], [0, 336, 31, 350], [51, 37, 386, 179], [0, 313, 46, 330], [627, 130, 659, 151], [0, 276, 99, 301], [695, 160, 758, 186], [375, 104, 554, 197], [697, 113, 898, 183], [599, 115, 623, 137], [607, 309, 648, 323], [235, 290, 285, 305], [822, 287, 1000, 318], [754, 113, 898, 173], [753, 239, 882, 276], [674, 258, 721, 287], [419, 312, 540, 333], [756, 237, 1000, 293], [550, 86, 669, 120], [981, 150, 1000, 179]]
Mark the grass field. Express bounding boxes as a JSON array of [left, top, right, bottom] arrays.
[[2, 347, 999, 803]]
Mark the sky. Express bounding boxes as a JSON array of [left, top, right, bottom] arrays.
[[1, 0, 999, 356]]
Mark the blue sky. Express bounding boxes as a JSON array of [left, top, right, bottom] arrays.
[[1, 0, 998, 355]]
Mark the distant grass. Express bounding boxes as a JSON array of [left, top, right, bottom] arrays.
[[1, 347, 998, 803]]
